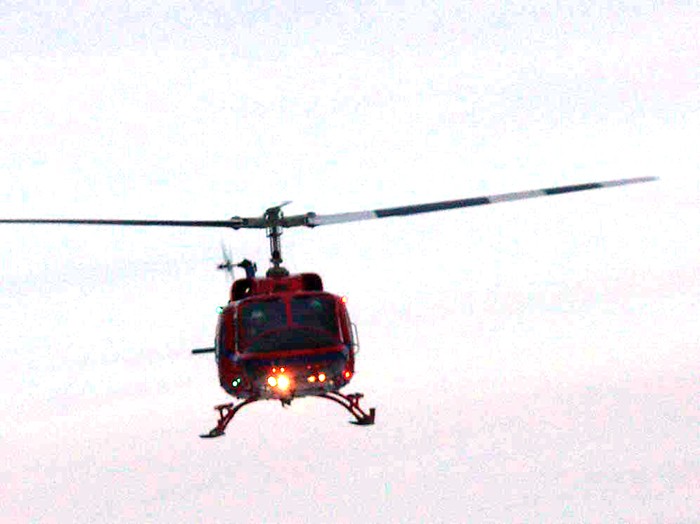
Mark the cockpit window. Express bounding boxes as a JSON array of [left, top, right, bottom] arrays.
[[291, 295, 337, 333], [238, 295, 340, 353], [241, 299, 287, 339]]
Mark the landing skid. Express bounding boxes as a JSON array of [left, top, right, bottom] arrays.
[[317, 391, 376, 426], [199, 397, 259, 438], [199, 392, 375, 438]]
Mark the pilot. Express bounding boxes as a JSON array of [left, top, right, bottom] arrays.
[[248, 308, 267, 337]]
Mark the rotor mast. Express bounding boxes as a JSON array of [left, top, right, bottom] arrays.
[[263, 203, 291, 278]]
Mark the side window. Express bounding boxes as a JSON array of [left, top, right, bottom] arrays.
[[216, 320, 226, 360], [232, 311, 238, 351]]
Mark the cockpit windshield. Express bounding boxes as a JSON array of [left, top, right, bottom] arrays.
[[291, 296, 337, 332], [239, 295, 340, 353], [241, 299, 287, 339]]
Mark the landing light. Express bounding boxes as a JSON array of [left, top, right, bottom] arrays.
[[307, 376, 316, 383], [277, 374, 291, 391], [318, 373, 326, 383], [267, 376, 277, 387]]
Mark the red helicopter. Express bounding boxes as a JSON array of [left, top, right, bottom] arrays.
[[1, 176, 655, 437]]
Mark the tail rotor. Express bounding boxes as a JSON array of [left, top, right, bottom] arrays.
[[217, 242, 235, 279], [217, 242, 257, 280]]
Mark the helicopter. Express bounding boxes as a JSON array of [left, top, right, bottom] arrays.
[[1, 176, 656, 437]]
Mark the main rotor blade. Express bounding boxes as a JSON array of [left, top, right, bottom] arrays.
[[0, 177, 657, 232], [304, 176, 657, 227], [0, 217, 266, 229]]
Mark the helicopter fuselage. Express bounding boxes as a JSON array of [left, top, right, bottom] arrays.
[[214, 273, 357, 401]]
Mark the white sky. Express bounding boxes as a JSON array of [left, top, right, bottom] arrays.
[[2, 1, 699, 522]]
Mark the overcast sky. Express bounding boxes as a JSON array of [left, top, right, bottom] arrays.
[[1, 1, 698, 522]]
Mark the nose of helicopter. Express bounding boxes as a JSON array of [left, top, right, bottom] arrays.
[[242, 350, 350, 397]]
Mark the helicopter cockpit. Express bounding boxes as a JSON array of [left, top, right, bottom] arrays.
[[239, 294, 340, 353]]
